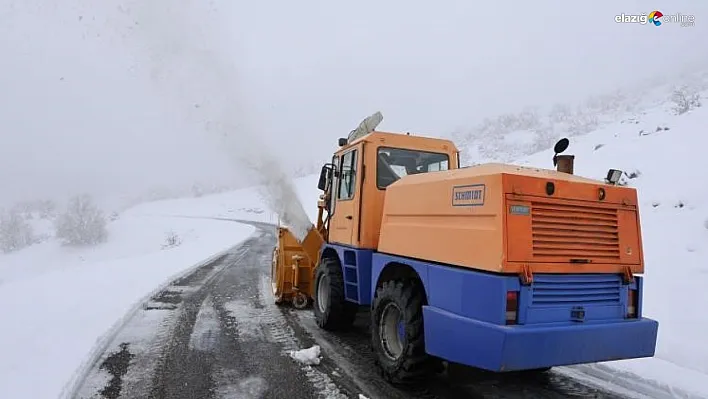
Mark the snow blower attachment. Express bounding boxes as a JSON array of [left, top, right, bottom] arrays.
[[271, 225, 324, 308], [270, 170, 333, 308]]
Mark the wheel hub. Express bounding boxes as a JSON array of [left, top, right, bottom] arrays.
[[293, 292, 309, 309], [380, 302, 404, 361], [317, 274, 329, 313]]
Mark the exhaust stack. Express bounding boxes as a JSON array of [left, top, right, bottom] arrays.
[[555, 155, 575, 174], [552, 138, 574, 174]]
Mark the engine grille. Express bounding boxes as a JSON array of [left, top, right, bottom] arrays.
[[531, 201, 620, 260], [531, 274, 622, 306]]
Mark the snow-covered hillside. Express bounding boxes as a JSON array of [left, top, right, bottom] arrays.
[[451, 69, 708, 168], [515, 88, 708, 397]]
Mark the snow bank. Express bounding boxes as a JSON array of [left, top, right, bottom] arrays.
[[518, 90, 708, 397], [0, 201, 255, 399]]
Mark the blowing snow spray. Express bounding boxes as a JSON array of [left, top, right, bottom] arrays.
[[112, 0, 313, 240]]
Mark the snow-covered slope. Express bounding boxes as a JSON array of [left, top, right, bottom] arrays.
[[452, 70, 708, 168], [0, 204, 256, 398], [0, 175, 317, 399], [516, 90, 708, 397]]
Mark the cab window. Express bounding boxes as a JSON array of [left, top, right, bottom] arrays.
[[376, 147, 449, 189], [338, 149, 358, 200]]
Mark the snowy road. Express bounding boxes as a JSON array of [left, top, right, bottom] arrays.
[[68, 221, 655, 399]]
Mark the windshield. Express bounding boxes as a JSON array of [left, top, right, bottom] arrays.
[[376, 147, 450, 189]]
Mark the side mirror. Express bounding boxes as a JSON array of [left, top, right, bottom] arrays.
[[338, 138, 348, 146], [317, 164, 333, 191]]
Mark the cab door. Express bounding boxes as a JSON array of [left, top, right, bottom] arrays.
[[328, 144, 363, 247]]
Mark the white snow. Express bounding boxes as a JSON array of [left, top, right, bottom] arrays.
[[289, 345, 322, 366], [0, 198, 258, 399], [513, 89, 708, 398]]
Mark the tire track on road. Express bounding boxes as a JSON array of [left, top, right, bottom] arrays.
[[70, 226, 352, 399]]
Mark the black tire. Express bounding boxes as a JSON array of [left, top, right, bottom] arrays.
[[371, 279, 441, 384], [313, 257, 357, 331]]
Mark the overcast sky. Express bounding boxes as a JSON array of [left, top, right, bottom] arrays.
[[0, 0, 707, 207]]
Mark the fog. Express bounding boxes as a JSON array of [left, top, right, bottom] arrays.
[[1, 0, 706, 209]]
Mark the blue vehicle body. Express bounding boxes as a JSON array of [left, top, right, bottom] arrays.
[[320, 242, 659, 372]]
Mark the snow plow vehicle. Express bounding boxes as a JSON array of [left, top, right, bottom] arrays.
[[270, 112, 658, 383]]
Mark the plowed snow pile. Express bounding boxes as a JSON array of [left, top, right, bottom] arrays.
[[289, 345, 322, 366], [516, 90, 708, 398]]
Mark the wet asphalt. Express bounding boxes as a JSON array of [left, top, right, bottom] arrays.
[[67, 221, 647, 399]]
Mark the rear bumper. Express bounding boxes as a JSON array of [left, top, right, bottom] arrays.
[[423, 306, 658, 371]]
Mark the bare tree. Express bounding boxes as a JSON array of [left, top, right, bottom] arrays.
[[54, 194, 108, 246], [0, 208, 35, 253], [671, 85, 701, 115], [162, 230, 182, 249]]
